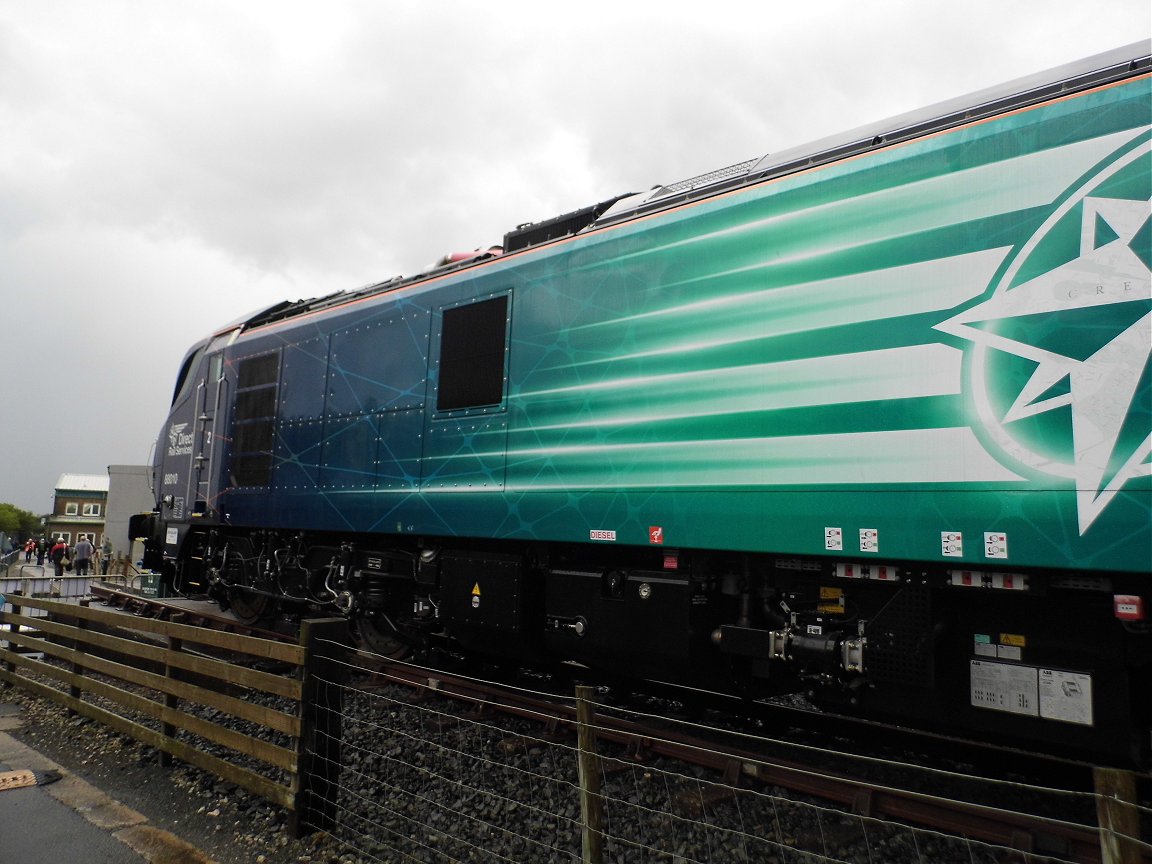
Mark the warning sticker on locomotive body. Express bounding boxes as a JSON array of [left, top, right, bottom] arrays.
[[1038, 668, 1094, 726], [970, 659, 1038, 717], [971, 661, 1095, 726]]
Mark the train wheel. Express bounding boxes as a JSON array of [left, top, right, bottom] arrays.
[[228, 588, 275, 625], [353, 615, 410, 660]]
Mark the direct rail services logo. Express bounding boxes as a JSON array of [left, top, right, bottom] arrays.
[[167, 422, 194, 457]]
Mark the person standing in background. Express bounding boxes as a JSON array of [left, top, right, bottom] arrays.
[[50, 537, 68, 577], [74, 536, 94, 576]]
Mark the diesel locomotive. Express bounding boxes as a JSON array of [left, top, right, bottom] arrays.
[[136, 43, 1152, 763]]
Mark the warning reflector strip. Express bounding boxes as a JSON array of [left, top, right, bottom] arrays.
[[949, 570, 1029, 590], [835, 563, 899, 581]]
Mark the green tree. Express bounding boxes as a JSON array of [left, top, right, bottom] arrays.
[[0, 502, 43, 539]]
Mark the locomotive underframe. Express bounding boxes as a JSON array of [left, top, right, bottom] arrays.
[[144, 520, 1150, 765]]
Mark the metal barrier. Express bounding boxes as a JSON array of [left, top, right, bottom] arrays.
[[0, 548, 19, 576], [1, 570, 92, 618]]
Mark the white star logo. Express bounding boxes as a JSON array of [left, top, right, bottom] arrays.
[[936, 141, 1151, 534]]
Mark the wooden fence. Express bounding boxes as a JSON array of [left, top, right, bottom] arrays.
[[0, 593, 346, 836]]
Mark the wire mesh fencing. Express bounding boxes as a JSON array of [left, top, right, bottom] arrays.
[[299, 643, 1148, 864]]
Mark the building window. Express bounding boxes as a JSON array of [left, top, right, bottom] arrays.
[[65, 503, 78, 516], [82, 503, 102, 517]]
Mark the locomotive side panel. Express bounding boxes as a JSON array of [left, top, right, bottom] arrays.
[[218, 297, 434, 529], [202, 63, 1151, 574], [500, 74, 1150, 574], [272, 334, 328, 492]]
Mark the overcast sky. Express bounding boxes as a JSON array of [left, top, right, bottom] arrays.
[[1, 0, 1149, 515]]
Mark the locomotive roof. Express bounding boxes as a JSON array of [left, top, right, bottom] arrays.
[[235, 40, 1150, 335]]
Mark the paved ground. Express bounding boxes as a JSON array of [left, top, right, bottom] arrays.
[[0, 702, 214, 863]]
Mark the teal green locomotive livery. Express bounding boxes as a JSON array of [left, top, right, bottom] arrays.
[[141, 43, 1151, 762]]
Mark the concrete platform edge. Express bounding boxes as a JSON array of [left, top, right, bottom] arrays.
[[0, 725, 216, 863]]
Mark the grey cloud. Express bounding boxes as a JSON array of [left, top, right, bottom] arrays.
[[0, 0, 1146, 513]]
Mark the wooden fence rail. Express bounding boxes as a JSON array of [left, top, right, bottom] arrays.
[[0, 593, 346, 836]]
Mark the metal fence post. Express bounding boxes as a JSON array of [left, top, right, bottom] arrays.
[[575, 684, 604, 864], [290, 618, 349, 838]]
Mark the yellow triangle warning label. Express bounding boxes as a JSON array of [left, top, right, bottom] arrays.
[[471, 583, 481, 596]]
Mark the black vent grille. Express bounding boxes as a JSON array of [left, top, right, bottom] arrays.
[[864, 584, 935, 688], [230, 352, 280, 488]]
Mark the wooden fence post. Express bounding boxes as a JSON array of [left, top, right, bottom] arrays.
[[3, 596, 20, 681], [68, 599, 90, 716], [289, 618, 349, 838], [160, 611, 189, 768], [160, 632, 183, 767], [1094, 767, 1142, 864], [575, 684, 604, 864]]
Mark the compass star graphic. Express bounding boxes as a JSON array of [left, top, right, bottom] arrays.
[[936, 141, 1151, 535]]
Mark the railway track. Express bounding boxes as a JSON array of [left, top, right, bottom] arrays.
[[364, 657, 1120, 863], [88, 583, 297, 643]]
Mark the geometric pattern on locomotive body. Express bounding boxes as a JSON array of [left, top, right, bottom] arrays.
[[140, 43, 1152, 764]]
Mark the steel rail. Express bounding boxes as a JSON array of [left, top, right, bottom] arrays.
[[88, 583, 296, 643]]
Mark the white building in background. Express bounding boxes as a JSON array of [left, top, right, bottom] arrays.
[[105, 465, 155, 560], [44, 473, 109, 545], [41, 467, 154, 559]]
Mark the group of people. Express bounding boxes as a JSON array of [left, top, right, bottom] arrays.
[[22, 535, 112, 577]]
